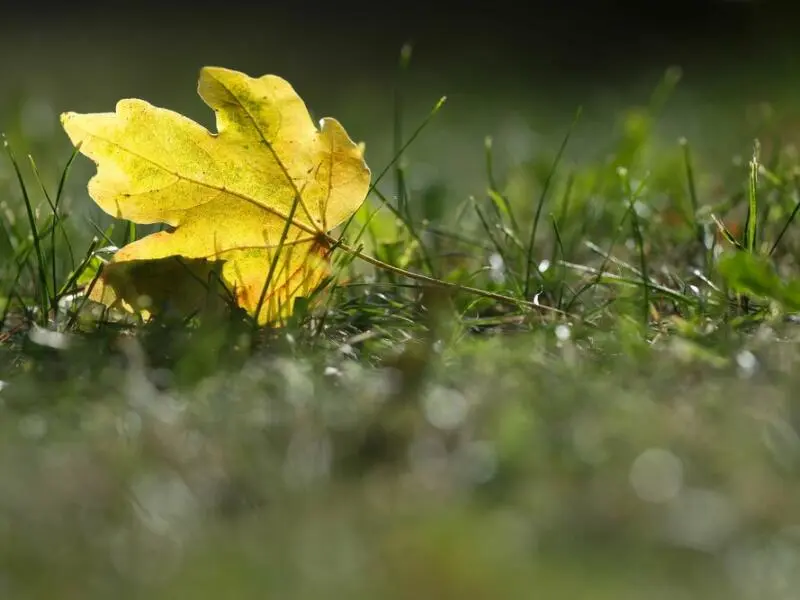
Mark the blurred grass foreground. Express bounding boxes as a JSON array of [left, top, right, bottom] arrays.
[[5, 7, 800, 597]]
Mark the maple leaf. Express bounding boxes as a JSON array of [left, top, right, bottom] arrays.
[[62, 66, 371, 324]]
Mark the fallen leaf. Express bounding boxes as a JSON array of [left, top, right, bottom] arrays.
[[62, 66, 371, 324]]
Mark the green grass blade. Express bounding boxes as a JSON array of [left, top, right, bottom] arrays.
[[769, 174, 800, 257], [27, 151, 79, 308], [472, 198, 523, 295], [680, 138, 708, 270], [560, 261, 699, 306], [3, 136, 51, 323], [564, 207, 631, 314], [253, 189, 303, 329], [371, 187, 436, 276], [65, 262, 106, 330], [368, 96, 446, 198], [56, 237, 100, 300], [550, 215, 570, 309], [336, 97, 444, 278], [619, 168, 650, 326], [711, 214, 745, 251], [394, 42, 413, 219], [524, 107, 581, 298], [485, 137, 521, 234], [745, 140, 760, 254]]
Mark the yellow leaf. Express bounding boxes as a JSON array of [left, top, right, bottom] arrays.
[[62, 66, 371, 324]]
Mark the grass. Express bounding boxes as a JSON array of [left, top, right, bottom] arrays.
[[3, 61, 800, 599]]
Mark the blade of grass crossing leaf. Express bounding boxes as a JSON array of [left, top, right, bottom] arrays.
[[524, 107, 581, 298], [3, 136, 51, 323], [253, 190, 303, 328], [279, 245, 323, 321]]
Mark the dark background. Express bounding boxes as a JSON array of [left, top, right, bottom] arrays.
[[1, 1, 785, 68], [2, 0, 781, 71]]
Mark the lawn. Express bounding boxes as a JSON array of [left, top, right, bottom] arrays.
[[2, 36, 800, 598]]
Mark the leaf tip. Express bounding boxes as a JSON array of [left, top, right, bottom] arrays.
[[59, 111, 80, 129]]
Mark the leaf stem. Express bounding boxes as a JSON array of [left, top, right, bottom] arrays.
[[327, 234, 566, 315]]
